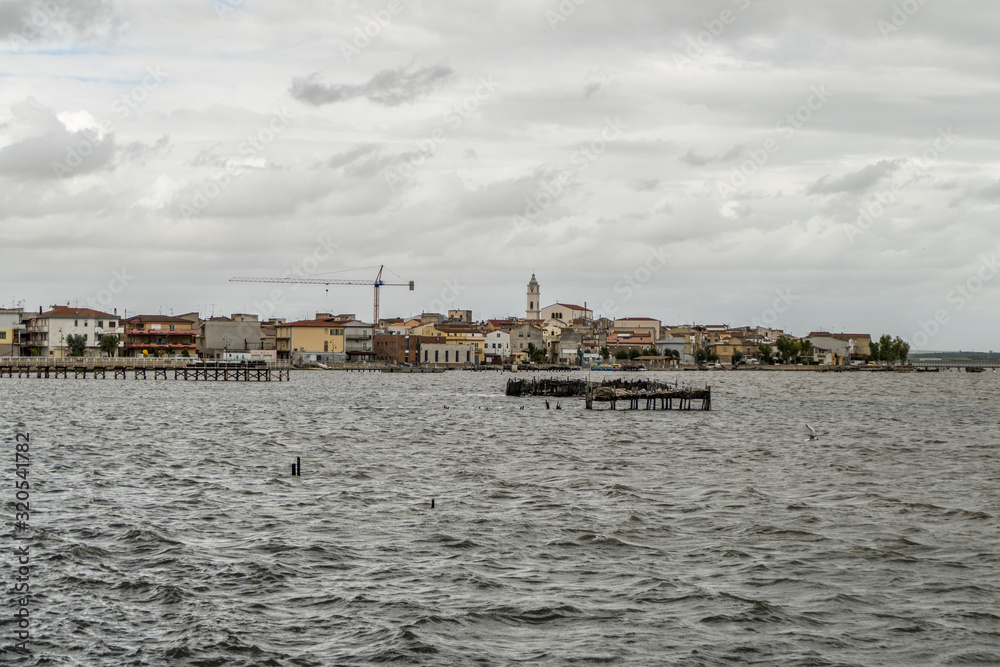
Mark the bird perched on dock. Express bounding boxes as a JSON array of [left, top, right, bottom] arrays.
[[806, 424, 818, 441]]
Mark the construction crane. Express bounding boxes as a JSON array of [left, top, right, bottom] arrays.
[[230, 265, 414, 326]]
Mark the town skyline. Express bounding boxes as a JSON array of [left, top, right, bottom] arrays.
[[0, 266, 980, 353], [3, 2, 999, 350]]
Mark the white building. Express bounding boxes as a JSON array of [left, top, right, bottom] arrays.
[[21, 306, 124, 357], [484, 329, 511, 361]]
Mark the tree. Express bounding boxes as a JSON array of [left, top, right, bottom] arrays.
[[576, 345, 583, 367], [732, 349, 743, 364], [614, 348, 630, 360], [868, 340, 881, 363], [696, 348, 719, 364], [600, 346, 610, 360], [664, 349, 680, 359], [65, 334, 87, 356], [525, 342, 546, 364], [894, 336, 910, 365], [797, 339, 814, 363], [628, 348, 641, 360], [758, 344, 773, 364], [879, 334, 894, 364], [775, 337, 798, 363], [100, 335, 119, 357]]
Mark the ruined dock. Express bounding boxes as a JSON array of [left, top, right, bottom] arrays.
[[505, 377, 711, 411]]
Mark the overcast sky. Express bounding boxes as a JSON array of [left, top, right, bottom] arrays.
[[2, 0, 999, 349]]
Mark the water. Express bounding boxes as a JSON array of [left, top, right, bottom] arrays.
[[3, 370, 999, 665]]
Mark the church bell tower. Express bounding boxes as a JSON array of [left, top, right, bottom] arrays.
[[526, 274, 540, 320]]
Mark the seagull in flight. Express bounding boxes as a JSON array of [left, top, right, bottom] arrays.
[[806, 424, 818, 441]]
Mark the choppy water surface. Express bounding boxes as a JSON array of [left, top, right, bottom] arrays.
[[3, 370, 1000, 665]]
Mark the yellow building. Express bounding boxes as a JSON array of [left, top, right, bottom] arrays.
[[276, 320, 345, 363]]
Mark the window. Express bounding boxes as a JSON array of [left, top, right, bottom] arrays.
[[74, 320, 78, 326], [445, 350, 450, 363], [169, 324, 175, 331], [435, 350, 439, 362], [97, 321, 103, 328], [0, 332, 5, 340], [109, 321, 116, 328], [424, 350, 428, 362], [324, 341, 329, 352], [466, 351, 471, 362], [83, 334, 88, 342]]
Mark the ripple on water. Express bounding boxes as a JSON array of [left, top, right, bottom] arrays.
[[4, 370, 1000, 664]]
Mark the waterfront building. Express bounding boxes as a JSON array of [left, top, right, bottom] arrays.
[[508, 322, 545, 361], [484, 329, 511, 364], [420, 342, 477, 367], [20, 306, 122, 357], [0, 308, 24, 356], [199, 314, 263, 359], [121, 315, 198, 357], [373, 333, 446, 365], [276, 319, 346, 364], [344, 320, 375, 362]]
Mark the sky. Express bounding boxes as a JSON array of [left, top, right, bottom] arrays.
[[1, 0, 999, 350]]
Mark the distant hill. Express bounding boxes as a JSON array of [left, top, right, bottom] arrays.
[[910, 351, 1000, 363]]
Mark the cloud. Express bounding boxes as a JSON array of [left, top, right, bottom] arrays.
[[680, 143, 746, 167], [290, 64, 454, 107], [0, 0, 119, 45], [806, 160, 902, 195], [0, 98, 169, 179]]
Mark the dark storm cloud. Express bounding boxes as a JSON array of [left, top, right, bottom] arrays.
[[290, 64, 454, 107]]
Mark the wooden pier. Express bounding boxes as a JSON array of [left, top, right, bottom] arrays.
[[506, 377, 711, 411], [0, 358, 290, 382], [586, 385, 711, 411]]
